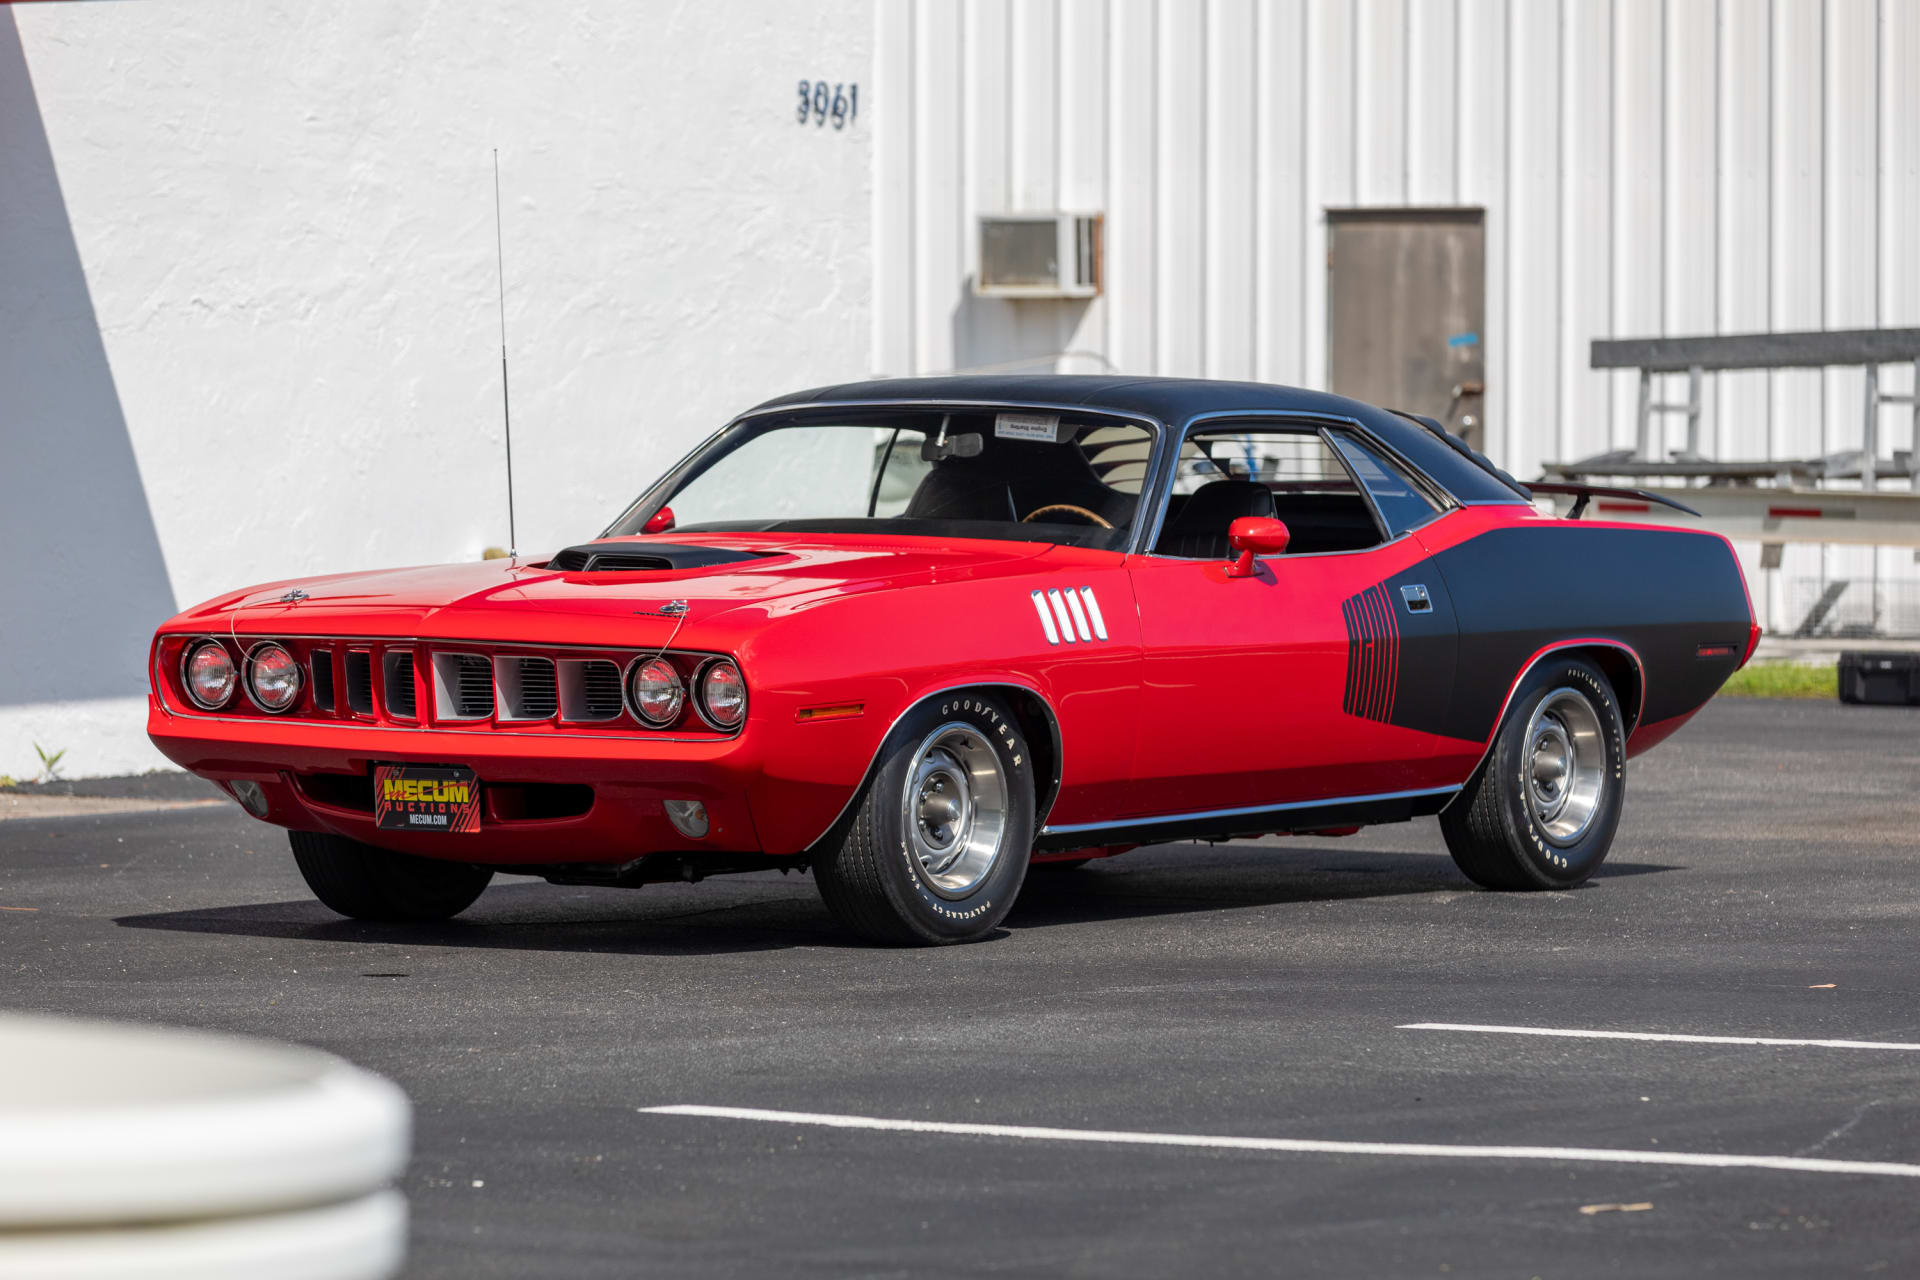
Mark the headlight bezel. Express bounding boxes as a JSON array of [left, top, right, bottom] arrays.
[[243, 640, 305, 713], [624, 655, 687, 727], [693, 657, 747, 730], [180, 638, 239, 711]]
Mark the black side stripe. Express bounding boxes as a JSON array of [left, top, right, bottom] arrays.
[[1342, 583, 1399, 724]]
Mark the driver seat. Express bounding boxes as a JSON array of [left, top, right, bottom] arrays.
[[1155, 480, 1277, 559], [905, 439, 1131, 526]]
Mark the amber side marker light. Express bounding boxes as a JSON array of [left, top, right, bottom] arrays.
[[795, 702, 865, 723]]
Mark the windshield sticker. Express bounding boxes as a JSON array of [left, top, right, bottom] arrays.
[[995, 412, 1060, 443]]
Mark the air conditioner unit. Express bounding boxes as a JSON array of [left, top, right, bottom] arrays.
[[976, 213, 1103, 298]]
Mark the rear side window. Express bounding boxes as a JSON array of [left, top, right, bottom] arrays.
[[1327, 433, 1442, 537]]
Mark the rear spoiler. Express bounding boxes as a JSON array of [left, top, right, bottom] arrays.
[[1526, 481, 1703, 521], [1388, 410, 1703, 520]]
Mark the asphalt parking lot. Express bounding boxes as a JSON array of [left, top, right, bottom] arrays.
[[4, 697, 1917, 1277]]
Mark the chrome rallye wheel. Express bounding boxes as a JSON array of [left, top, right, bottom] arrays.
[[813, 693, 1035, 944], [1440, 657, 1626, 890]]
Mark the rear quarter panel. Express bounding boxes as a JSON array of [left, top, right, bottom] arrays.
[[1414, 511, 1754, 775]]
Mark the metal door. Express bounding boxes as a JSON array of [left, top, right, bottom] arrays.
[[1328, 209, 1486, 448]]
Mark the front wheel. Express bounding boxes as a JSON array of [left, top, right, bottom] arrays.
[[812, 693, 1035, 945], [289, 830, 493, 921], [1440, 657, 1626, 890]]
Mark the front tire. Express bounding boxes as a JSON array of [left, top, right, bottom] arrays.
[[813, 693, 1035, 945], [1440, 657, 1626, 890], [289, 830, 493, 921]]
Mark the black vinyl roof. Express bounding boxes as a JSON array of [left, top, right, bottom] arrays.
[[749, 375, 1530, 505], [749, 373, 1384, 422]]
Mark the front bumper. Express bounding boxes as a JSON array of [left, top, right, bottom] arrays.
[[147, 696, 768, 866]]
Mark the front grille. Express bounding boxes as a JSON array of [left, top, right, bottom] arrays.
[[310, 649, 335, 712], [344, 650, 375, 716], [496, 656, 558, 720], [382, 650, 417, 719], [170, 635, 740, 736], [432, 652, 494, 720], [559, 658, 624, 721]]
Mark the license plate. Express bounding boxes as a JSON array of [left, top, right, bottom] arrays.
[[374, 764, 480, 833]]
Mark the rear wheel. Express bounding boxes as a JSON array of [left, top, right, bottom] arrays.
[[289, 830, 493, 921], [1440, 657, 1626, 890], [813, 693, 1035, 945]]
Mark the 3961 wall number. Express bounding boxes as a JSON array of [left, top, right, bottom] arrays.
[[798, 81, 858, 129]]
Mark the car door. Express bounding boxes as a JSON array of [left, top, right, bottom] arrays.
[[1122, 420, 1460, 819]]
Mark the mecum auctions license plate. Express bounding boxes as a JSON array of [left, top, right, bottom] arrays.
[[374, 764, 480, 833]]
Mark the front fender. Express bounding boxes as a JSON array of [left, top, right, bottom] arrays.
[[723, 561, 1140, 855]]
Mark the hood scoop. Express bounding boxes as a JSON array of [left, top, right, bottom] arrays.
[[545, 541, 775, 574]]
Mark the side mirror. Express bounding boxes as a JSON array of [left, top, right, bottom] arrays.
[[1226, 516, 1289, 578], [642, 506, 676, 535]]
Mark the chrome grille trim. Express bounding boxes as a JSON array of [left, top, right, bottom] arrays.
[[343, 650, 375, 716], [558, 658, 625, 722], [496, 655, 558, 721], [431, 652, 495, 721], [381, 649, 418, 720], [310, 648, 335, 713]]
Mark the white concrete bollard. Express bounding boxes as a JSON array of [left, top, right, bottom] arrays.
[[0, 1014, 410, 1279]]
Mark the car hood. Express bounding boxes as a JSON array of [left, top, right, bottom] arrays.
[[173, 534, 1064, 648]]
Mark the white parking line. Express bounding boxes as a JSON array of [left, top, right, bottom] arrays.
[[639, 1105, 1920, 1180], [1398, 1023, 1920, 1052]]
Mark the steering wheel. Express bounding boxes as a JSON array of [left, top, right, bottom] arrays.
[[1021, 503, 1113, 529]]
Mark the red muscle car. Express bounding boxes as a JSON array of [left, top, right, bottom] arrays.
[[148, 377, 1759, 944]]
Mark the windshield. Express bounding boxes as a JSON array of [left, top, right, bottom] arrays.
[[607, 409, 1157, 550]]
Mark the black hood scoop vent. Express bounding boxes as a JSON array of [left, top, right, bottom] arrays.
[[545, 542, 774, 573]]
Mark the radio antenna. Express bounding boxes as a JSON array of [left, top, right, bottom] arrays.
[[491, 148, 517, 559]]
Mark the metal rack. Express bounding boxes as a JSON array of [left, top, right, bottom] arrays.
[[1543, 328, 1920, 549]]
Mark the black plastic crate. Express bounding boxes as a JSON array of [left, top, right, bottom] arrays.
[[1838, 651, 1920, 706]]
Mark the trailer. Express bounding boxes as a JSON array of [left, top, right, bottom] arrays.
[[1539, 328, 1920, 553]]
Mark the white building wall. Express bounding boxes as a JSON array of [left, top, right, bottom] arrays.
[[1, 0, 872, 777], [874, 0, 1920, 633], [4, 0, 1915, 778]]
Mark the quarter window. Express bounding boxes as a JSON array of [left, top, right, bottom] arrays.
[[1326, 433, 1442, 536]]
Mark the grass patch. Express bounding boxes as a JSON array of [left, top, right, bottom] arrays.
[[1720, 661, 1837, 699]]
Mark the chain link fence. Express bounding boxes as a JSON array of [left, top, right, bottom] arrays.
[[1786, 578, 1920, 638]]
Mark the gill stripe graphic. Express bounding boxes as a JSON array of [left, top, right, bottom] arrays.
[[1341, 583, 1399, 722], [1031, 587, 1110, 645]]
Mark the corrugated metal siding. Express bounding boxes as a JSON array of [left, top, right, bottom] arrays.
[[875, 0, 1918, 629]]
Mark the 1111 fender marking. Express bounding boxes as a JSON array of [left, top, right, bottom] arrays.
[[1031, 587, 1109, 645]]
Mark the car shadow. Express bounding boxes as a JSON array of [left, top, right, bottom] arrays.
[[111, 844, 1680, 957], [1010, 846, 1675, 927], [113, 879, 838, 957]]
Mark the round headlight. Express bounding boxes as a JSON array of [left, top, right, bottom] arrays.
[[627, 657, 685, 726], [246, 642, 303, 712], [697, 659, 746, 729], [182, 640, 237, 710]]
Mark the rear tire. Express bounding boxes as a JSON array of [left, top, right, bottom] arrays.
[[289, 830, 493, 921], [1440, 657, 1626, 890], [813, 693, 1035, 945]]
